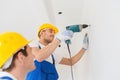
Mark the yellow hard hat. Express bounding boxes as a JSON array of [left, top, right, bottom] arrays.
[[37, 23, 59, 37], [0, 32, 32, 68]]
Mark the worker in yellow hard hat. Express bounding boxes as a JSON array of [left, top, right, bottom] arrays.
[[26, 23, 89, 80], [0, 30, 74, 80]]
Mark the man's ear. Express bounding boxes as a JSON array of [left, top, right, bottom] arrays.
[[40, 30, 46, 36], [17, 52, 25, 64]]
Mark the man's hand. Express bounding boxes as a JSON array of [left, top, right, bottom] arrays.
[[56, 30, 73, 42]]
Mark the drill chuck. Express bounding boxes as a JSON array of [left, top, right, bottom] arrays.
[[82, 24, 89, 28]]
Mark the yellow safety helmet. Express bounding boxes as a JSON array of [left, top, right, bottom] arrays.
[[0, 32, 31, 68], [37, 23, 59, 37]]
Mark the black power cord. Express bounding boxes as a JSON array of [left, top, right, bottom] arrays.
[[66, 43, 74, 80]]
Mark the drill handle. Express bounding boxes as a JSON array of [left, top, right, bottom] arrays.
[[65, 40, 71, 44]]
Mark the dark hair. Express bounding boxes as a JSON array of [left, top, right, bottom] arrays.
[[3, 46, 28, 72]]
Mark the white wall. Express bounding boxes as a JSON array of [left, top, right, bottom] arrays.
[[1, 0, 120, 80], [0, 0, 52, 39], [81, 0, 120, 80]]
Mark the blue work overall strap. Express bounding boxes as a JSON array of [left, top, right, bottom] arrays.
[[38, 45, 55, 65], [0, 76, 13, 80], [51, 54, 55, 65]]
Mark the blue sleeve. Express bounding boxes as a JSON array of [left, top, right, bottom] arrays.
[[0, 76, 13, 80]]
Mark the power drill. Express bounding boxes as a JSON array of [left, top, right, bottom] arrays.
[[65, 24, 89, 44]]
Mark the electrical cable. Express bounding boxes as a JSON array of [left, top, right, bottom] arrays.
[[66, 43, 74, 80]]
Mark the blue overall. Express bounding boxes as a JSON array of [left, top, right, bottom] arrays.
[[26, 60, 42, 80], [26, 45, 59, 80]]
